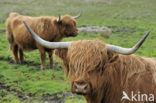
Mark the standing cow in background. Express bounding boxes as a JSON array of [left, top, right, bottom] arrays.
[[6, 11, 81, 69], [24, 23, 156, 103]]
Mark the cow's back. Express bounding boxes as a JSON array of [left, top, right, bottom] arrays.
[[6, 12, 58, 51]]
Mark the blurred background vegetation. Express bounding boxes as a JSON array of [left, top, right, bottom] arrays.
[[0, 0, 156, 103]]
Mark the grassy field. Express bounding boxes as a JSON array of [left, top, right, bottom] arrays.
[[0, 0, 156, 103]]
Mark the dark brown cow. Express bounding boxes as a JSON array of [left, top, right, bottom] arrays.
[[6, 11, 81, 69], [24, 23, 156, 103]]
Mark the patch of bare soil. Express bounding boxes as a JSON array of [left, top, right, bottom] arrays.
[[27, 92, 80, 103], [42, 92, 73, 103], [78, 26, 112, 38], [78, 26, 111, 33], [0, 29, 6, 34], [0, 82, 27, 101], [0, 81, 76, 103]]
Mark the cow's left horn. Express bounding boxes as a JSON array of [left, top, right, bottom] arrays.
[[106, 30, 150, 55], [57, 14, 61, 22], [72, 10, 82, 19], [23, 21, 70, 49]]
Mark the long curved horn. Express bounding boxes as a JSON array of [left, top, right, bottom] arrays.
[[23, 21, 70, 49], [106, 30, 150, 55], [73, 10, 82, 19]]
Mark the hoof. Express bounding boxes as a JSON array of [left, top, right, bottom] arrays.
[[19, 61, 26, 64], [40, 65, 46, 70], [13, 58, 19, 64]]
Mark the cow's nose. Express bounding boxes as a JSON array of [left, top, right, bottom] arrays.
[[72, 81, 89, 94], [74, 83, 88, 91]]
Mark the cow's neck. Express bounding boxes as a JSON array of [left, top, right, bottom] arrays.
[[56, 24, 67, 39], [50, 24, 64, 42]]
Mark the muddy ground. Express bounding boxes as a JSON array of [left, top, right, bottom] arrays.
[[0, 56, 81, 103], [0, 29, 5, 34]]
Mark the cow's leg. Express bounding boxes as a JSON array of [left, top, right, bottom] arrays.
[[19, 48, 24, 64], [48, 50, 53, 68], [38, 46, 46, 69], [12, 44, 19, 63]]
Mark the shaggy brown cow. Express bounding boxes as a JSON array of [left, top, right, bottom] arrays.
[[24, 23, 156, 103], [6, 11, 81, 69]]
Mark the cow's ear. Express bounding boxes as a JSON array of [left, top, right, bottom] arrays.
[[107, 51, 119, 64]]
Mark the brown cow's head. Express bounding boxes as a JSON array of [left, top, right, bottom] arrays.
[[63, 40, 109, 96], [54, 41, 122, 97], [23, 22, 150, 102], [55, 11, 82, 37]]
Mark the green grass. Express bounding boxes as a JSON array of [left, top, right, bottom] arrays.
[[0, 0, 156, 103]]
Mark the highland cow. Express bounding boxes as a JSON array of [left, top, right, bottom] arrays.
[[6, 11, 81, 69], [24, 22, 156, 103]]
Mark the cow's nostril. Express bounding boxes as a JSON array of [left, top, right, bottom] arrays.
[[74, 84, 77, 89], [84, 85, 87, 90]]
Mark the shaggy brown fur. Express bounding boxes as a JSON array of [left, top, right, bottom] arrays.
[[6, 12, 78, 69], [55, 40, 156, 103]]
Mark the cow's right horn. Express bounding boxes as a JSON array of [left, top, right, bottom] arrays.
[[23, 21, 70, 49], [106, 30, 150, 55]]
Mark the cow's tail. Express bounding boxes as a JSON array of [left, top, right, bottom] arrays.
[[6, 12, 19, 51], [6, 21, 14, 51]]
